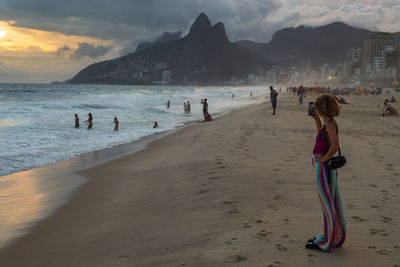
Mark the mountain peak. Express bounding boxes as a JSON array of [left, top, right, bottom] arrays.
[[210, 22, 229, 44], [189, 13, 212, 36]]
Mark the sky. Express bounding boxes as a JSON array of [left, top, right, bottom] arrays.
[[0, 0, 399, 83]]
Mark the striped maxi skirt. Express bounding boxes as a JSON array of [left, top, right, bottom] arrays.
[[312, 155, 347, 252]]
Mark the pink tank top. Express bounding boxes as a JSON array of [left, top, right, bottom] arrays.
[[313, 127, 329, 155]]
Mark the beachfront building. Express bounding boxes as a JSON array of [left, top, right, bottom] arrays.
[[265, 66, 285, 84], [321, 63, 330, 80], [162, 71, 172, 85], [344, 47, 361, 79], [386, 50, 400, 82], [248, 74, 256, 84], [361, 32, 394, 84], [373, 56, 385, 72]]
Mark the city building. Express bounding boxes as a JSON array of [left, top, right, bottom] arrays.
[[320, 63, 330, 80], [373, 56, 385, 72], [344, 47, 361, 78], [162, 71, 172, 84], [360, 32, 394, 81]]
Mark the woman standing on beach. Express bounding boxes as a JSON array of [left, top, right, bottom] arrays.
[[307, 94, 346, 252]]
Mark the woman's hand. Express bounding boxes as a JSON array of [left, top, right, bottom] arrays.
[[315, 154, 324, 162]]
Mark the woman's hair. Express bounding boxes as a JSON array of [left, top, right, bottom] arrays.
[[314, 94, 340, 117]]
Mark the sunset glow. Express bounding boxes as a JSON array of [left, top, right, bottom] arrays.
[[0, 20, 111, 52]]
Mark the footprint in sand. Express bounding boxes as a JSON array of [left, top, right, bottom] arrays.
[[254, 230, 271, 238], [222, 200, 235, 205], [224, 253, 247, 263], [352, 216, 367, 222], [227, 208, 240, 215], [380, 216, 392, 223], [197, 189, 211, 194], [267, 261, 281, 267], [369, 184, 378, 188], [280, 234, 289, 239], [275, 244, 287, 252], [376, 249, 391, 255], [283, 218, 292, 224], [348, 203, 356, 209], [308, 254, 317, 264], [274, 195, 282, 201], [209, 176, 223, 180], [370, 229, 387, 236]]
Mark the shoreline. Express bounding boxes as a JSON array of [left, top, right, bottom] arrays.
[[1, 93, 398, 266], [0, 95, 267, 250]]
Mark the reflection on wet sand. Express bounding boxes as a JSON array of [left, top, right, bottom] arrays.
[[0, 164, 85, 250], [0, 171, 43, 244]]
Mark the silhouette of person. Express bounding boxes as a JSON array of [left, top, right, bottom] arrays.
[[74, 114, 79, 128], [113, 117, 119, 132]]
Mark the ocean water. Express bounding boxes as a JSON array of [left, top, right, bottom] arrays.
[[0, 84, 267, 177]]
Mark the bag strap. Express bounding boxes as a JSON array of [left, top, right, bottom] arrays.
[[321, 123, 342, 156]]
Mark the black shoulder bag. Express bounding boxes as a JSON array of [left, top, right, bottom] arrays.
[[320, 124, 347, 170]]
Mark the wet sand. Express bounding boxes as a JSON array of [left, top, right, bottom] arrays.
[[0, 93, 399, 266]]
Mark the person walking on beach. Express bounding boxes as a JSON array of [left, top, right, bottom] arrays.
[[153, 121, 159, 128], [74, 114, 79, 128], [113, 117, 119, 132], [167, 100, 170, 109], [307, 94, 346, 252], [298, 85, 305, 105], [186, 101, 191, 113], [201, 98, 209, 120], [83, 113, 93, 130], [269, 86, 278, 115]]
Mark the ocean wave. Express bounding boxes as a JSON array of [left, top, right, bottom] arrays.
[[143, 107, 169, 114], [74, 104, 111, 109]]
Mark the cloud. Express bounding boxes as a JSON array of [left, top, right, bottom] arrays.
[[1, 0, 399, 44], [71, 42, 113, 59], [56, 45, 72, 57], [0, 60, 26, 79], [56, 42, 113, 59], [0, 0, 282, 42]]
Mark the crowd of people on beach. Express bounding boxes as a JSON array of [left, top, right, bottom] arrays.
[[287, 85, 389, 97], [286, 85, 399, 117]]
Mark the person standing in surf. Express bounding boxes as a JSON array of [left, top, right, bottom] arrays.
[[201, 98, 209, 121], [113, 117, 119, 132], [84, 113, 93, 130], [74, 114, 79, 128]]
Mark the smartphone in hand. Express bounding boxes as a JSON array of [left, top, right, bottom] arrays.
[[308, 101, 315, 115]]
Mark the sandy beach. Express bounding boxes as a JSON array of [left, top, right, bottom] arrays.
[[0, 92, 399, 266]]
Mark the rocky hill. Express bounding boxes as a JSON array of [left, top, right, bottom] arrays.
[[236, 22, 373, 67], [67, 13, 271, 85]]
